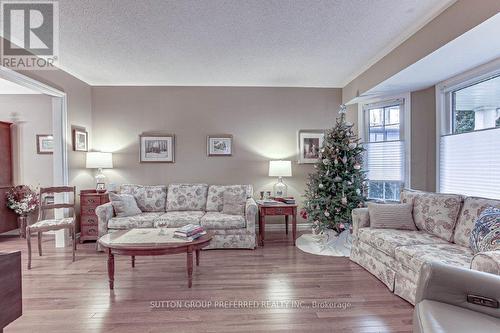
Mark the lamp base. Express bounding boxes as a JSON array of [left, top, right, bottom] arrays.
[[273, 177, 288, 198]]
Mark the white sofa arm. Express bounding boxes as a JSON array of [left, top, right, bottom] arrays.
[[352, 207, 369, 237], [245, 197, 257, 232], [95, 202, 114, 238], [471, 250, 500, 276]]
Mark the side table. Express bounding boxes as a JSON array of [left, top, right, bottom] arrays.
[[257, 203, 297, 246], [80, 190, 109, 243]]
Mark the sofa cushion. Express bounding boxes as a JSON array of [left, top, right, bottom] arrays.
[[206, 185, 252, 212], [108, 212, 162, 229], [412, 191, 463, 242], [470, 207, 500, 254], [470, 251, 500, 275], [358, 228, 446, 258], [153, 211, 204, 228], [395, 243, 473, 276], [200, 212, 246, 230], [454, 196, 500, 247], [367, 203, 416, 230], [109, 192, 141, 217], [222, 191, 246, 216], [120, 184, 167, 212], [166, 184, 208, 211]]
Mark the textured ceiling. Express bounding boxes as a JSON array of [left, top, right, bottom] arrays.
[[56, 0, 453, 87]]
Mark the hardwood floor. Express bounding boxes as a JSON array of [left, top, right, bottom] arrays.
[[0, 231, 413, 332]]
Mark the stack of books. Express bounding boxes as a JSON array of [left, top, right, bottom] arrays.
[[174, 224, 206, 241]]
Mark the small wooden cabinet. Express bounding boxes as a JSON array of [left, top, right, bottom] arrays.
[[257, 203, 297, 247], [80, 190, 109, 243]]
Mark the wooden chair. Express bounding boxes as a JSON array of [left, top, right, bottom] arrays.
[[26, 186, 77, 269]]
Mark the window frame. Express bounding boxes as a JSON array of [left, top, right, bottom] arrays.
[[436, 58, 500, 192], [358, 93, 411, 201]]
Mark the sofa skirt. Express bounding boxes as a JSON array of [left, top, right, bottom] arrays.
[[350, 244, 396, 291]]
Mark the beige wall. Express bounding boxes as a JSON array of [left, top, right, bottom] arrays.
[[342, 0, 500, 102], [410, 87, 436, 192], [92, 86, 342, 222], [0, 94, 53, 187], [17, 69, 95, 191]]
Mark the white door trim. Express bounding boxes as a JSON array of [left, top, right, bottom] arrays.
[[0, 66, 69, 247]]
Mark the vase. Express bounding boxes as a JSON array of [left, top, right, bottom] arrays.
[[17, 215, 27, 239]]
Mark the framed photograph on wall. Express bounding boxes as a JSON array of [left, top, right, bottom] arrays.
[[36, 134, 54, 154], [140, 134, 175, 163], [207, 135, 232, 156], [72, 127, 88, 152], [298, 130, 325, 164]]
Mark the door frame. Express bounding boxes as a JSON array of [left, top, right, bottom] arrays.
[[0, 66, 69, 246]]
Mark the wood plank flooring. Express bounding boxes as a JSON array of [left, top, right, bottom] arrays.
[[0, 231, 413, 332]]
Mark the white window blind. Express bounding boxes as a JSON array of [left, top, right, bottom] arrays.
[[440, 127, 500, 199], [365, 141, 405, 182]]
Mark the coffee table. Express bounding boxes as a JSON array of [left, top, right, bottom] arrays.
[[98, 228, 213, 290]]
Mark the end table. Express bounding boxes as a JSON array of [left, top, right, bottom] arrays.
[[257, 203, 297, 246]]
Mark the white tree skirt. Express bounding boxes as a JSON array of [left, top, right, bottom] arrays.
[[296, 229, 352, 257]]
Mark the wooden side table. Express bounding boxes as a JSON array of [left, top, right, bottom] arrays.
[[257, 203, 297, 246], [80, 190, 109, 243]]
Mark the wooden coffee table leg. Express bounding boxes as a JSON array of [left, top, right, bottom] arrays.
[[107, 249, 115, 290], [195, 249, 200, 266], [187, 247, 193, 288], [131, 256, 135, 268]]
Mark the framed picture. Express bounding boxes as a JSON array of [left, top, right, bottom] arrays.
[[36, 134, 54, 154], [207, 135, 232, 156], [298, 130, 325, 164], [96, 182, 106, 192], [140, 134, 175, 163], [73, 127, 88, 152]]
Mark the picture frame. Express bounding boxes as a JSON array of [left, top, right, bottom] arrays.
[[72, 127, 88, 152], [298, 130, 325, 164], [140, 134, 175, 163], [36, 134, 54, 154], [96, 182, 106, 192], [207, 134, 233, 156]]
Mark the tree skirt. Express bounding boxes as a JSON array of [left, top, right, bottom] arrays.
[[296, 229, 352, 257]]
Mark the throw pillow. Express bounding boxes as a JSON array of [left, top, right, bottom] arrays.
[[222, 191, 246, 216], [368, 203, 417, 230], [470, 207, 500, 254], [109, 192, 142, 217]]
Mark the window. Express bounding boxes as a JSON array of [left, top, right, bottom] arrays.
[[363, 99, 406, 201], [439, 72, 500, 199]]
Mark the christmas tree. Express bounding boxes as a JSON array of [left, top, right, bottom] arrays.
[[302, 105, 366, 233]]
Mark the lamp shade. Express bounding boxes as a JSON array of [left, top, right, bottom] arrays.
[[268, 160, 292, 177], [86, 152, 113, 169]]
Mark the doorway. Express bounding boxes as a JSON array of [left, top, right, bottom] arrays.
[[0, 67, 69, 246]]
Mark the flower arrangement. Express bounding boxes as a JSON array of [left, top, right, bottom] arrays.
[[6, 185, 39, 216]]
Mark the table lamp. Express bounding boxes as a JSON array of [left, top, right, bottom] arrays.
[[269, 160, 292, 198], [86, 152, 113, 192]]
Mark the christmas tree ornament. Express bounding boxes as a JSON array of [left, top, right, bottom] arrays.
[[341, 197, 347, 205], [324, 210, 330, 217], [318, 183, 324, 189], [354, 163, 361, 170], [342, 156, 348, 164]]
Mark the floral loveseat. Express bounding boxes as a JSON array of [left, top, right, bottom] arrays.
[[350, 189, 500, 305], [96, 184, 257, 249]]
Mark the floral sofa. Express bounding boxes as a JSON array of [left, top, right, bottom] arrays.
[[96, 184, 257, 249], [350, 189, 500, 305]]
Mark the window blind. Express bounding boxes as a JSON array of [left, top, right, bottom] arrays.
[[365, 141, 405, 182], [440, 127, 500, 199]]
